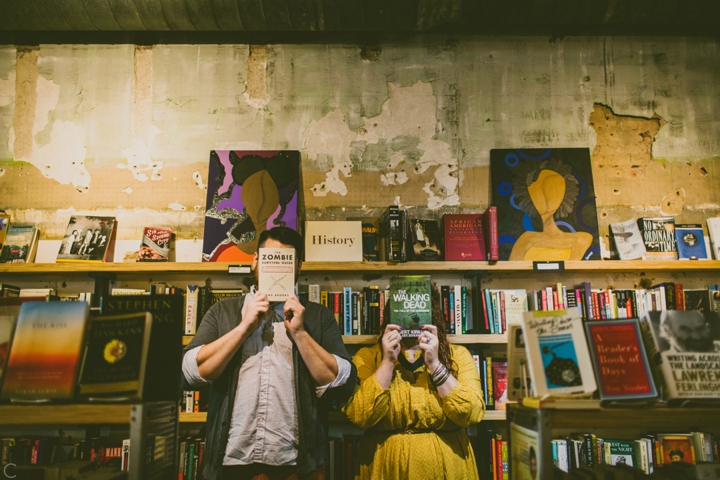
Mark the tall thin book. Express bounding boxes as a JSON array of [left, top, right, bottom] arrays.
[[1, 301, 89, 401], [257, 248, 296, 301], [56, 215, 116, 263]]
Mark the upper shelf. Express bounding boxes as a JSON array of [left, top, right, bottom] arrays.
[[1, 260, 720, 275]]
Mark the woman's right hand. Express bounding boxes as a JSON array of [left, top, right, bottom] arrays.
[[381, 324, 402, 364]]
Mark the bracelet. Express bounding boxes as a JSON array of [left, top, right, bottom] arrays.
[[433, 368, 451, 388], [431, 363, 450, 388]]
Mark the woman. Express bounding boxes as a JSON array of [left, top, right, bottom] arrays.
[[342, 285, 485, 479]]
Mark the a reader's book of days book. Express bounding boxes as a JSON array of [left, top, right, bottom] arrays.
[[1, 301, 89, 401], [521, 307, 597, 397]]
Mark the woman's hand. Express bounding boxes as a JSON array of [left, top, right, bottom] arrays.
[[380, 324, 402, 365], [418, 324, 441, 373]]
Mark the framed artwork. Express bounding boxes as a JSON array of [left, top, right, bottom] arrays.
[[202, 150, 300, 262], [490, 148, 600, 261]]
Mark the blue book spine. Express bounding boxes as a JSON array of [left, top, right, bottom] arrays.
[[344, 287, 352, 335]]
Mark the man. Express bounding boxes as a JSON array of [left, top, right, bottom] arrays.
[[660, 309, 716, 352], [182, 227, 357, 479]]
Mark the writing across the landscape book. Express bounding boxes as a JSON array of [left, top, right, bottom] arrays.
[[389, 275, 432, 338], [257, 248, 296, 301]]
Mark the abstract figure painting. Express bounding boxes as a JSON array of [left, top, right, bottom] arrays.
[[490, 148, 600, 261], [202, 151, 300, 262]]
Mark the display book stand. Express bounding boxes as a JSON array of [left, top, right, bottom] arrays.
[[0, 401, 178, 480]]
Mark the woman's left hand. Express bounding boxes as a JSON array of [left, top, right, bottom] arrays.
[[418, 324, 440, 373]]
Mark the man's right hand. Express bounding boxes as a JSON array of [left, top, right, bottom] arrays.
[[380, 324, 402, 364], [239, 291, 269, 334]]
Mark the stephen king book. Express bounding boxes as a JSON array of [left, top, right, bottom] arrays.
[[389, 275, 432, 338], [1, 301, 89, 401]]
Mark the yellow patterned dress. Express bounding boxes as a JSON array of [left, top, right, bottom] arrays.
[[342, 343, 485, 480]]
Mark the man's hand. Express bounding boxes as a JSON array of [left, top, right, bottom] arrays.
[[240, 290, 269, 334], [284, 294, 305, 337]]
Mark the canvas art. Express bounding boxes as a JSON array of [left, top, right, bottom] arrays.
[[490, 148, 600, 261], [202, 151, 300, 262]]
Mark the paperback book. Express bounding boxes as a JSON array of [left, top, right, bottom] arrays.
[[675, 224, 708, 260], [638, 216, 677, 261], [57, 215, 116, 263], [389, 275, 432, 338], [257, 247, 296, 302], [1, 301, 89, 401], [0, 212, 9, 253], [609, 218, 646, 260], [707, 217, 720, 260], [604, 439, 635, 466], [0, 225, 39, 263], [137, 227, 171, 262], [521, 307, 597, 397], [409, 219, 442, 261]]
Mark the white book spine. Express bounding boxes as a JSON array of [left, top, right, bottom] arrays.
[[308, 284, 320, 303], [185, 285, 199, 335], [454, 285, 462, 334]]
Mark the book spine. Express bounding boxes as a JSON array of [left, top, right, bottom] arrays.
[[441, 285, 451, 334], [454, 285, 462, 335], [308, 284, 320, 303], [320, 290, 328, 308], [499, 290, 506, 335], [351, 291, 359, 335], [480, 288, 490, 333], [343, 287, 352, 335], [461, 286, 468, 334], [486, 206, 499, 261], [184, 285, 198, 335]]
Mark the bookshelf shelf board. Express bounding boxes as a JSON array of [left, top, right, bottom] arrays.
[[183, 334, 507, 346], [179, 411, 207, 423], [0, 404, 132, 425], [328, 409, 505, 423], [2, 260, 720, 275]]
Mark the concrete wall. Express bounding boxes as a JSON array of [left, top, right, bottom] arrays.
[[0, 36, 718, 260]]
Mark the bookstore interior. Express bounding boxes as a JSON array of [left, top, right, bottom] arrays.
[[1, 9, 720, 480]]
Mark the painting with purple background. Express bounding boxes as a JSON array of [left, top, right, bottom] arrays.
[[490, 148, 600, 261], [202, 150, 300, 262]]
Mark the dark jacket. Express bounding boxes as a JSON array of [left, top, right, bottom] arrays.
[[181, 295, 357, 480]]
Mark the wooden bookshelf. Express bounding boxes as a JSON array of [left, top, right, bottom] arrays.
[[0, 404, 133, 425]]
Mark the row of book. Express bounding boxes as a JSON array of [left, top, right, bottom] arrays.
[[181, 388, 209, 414], [553, 430, 718, 474], [475, 428, 509, 480], [184, 286, 246, 335], [473, 355, 508, 411], [178, 435, 205, 480], [1, 434, 129, 471]]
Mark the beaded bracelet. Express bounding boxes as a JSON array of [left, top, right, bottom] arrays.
[[431, 363, 450, 387]]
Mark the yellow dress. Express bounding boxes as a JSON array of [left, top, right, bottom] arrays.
[[342, 344, 486, 480]]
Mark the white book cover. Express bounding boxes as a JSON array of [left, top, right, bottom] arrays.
[[706, 218, 720, 260], [610, 218, 647, 260], [507, 323, 532, 400], [521, 307, 597, 397], [185, 285, 199, 335], [258, 248, 296, 301], [304, 221, 363, 262]]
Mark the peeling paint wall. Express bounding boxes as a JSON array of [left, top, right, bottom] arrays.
[[0, 37, 718, 259]]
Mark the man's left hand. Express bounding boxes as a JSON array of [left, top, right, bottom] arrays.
[[284, 295, 305, 336]]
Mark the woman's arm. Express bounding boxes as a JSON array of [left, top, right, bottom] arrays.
[[439, 346, 485, 427]]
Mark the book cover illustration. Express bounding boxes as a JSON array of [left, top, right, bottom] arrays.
[[609, 218, 647, 260], [202, 150, 299, 262], [639, 310, 720, 403], [0, 225, 39, 264], [0, 212, 9, 252], [490, 148, 600, 261], [707, 217, 720, 260], [659, 434, 696, 465], [410, 219, 442, 261], [137, 227, 172, 262], [1, 301, 89, 401], [389, 275, 432, 338], [638, 216, 677, 261], [605, 439, 635, 466], [56, 216, 116, 263], [492, 359, 508, 410], [522, 307, 597, 397], [257, 248, 296, 302], [675, 224, 708, 260], [683, 289, 711, 312], [584, 319, 658, 402], [442, 214, 485, 261], [510, 422, 540, 480], [78, 312, 152, 399]]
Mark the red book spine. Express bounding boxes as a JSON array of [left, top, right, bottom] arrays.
[[541, 290, 548, 311], [552, 290, 559, 312], [484, 206, 499, 261], [675, 284, 685, 310], [496, 439, 504, 480], [481, 289, 490, 331]]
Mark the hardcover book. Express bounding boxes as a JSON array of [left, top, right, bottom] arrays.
[[638, 216, 677, 261], [99, 294, 185, 401], [137, 227, 172, 262], [0, 225, 39, 264], [0, 300, 21, 390], [521, 307, 597, 397], [202, 150, 300, 262], [257, 247, 296, 301], [492, 359, 508, 410], [507, 323, 532, 400], [707, 217, 720, 260], [56, 216, 116, 263], [389, 275, 432, 338], [379, 205, 403, 261], [482, 206, 499, 261], [442, 214, 486, 261], [409, 219, 442, 261], [683, 289, 711, 312], [584, 319, 658, 402], [675, 224, 708, 260], [609, 218, 647, 260], [1, 301, 89, 401], [604, 439, 635, 466], [304, 221, 363, 262], [78, 312, 153, 400], [490, 148, 600, 261], [347, 216, 379, 262]]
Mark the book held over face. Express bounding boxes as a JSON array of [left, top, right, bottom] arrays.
[[56, 215, 117, 263], [137, 226, 172, 262], [257, 248, 296, 302], [389, 275, 432, 338]]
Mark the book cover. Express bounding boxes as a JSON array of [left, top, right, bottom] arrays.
[[137, 227, 172, 262], [610, 218, 647, 260], [492, 359, 508, 410], [683, 289, 711, 312], [604, 439, 635, 466], [77, 312, 153, 399], [521, 307, 597, 397], [0, 212, 9, 253], [638, 216, 677, 261], [99, 294, 185, 401], [675, 224, 708, 260], [304, 221, 363, 262], [707, 218, 720, 260], [389, 275, 431, 338], [347, 216, 379, 262], [0, 225, 39, 264], [507, 324, 532, 400], [510, 423, 540, 480], [584, 319, 658, 402], [257, 247, 296, 302], [409, 219, 442, 261], [0, 300, 21, 390], [1, 301, 89, 401], [202, 150, 300, 262], [379, 205, 402, 261], [56, 215, 116, 263], [658, 434, 696, 465], [442, 214, 486, 261], [490, 148, 600, 261], [639, 310, 720, 404]]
